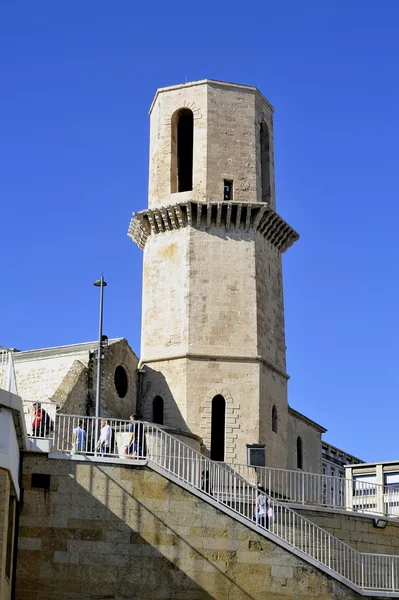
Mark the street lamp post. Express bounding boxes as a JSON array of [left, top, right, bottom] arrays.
[[94, 274, 107, 453]]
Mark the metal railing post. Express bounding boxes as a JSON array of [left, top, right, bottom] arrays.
[[361, 554, 364, 590]]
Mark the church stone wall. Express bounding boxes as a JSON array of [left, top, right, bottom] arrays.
[[136, 79, 299, 471], [97, 340, 138, 419], [140, 359, 188, 430], [148, 80, 275, 208], [16, 454, 373, 600], [14, 340, 138, 421], [206, 83, 258, 202], [287, 413, 323, 473], [148, 83, 208, 208], [255, 234, 286, 373], [187, 228, 258, 357], [259, 366, 289, 469], [140, 223, 291, 466], [255, 91, 276, 210], [141, 228, 189, 360], [186, 360, 259, 465], [14, 354, 85, 404]]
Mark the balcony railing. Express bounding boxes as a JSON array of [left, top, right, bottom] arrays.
[[24, 401, 57, 439], [46, 413, 399, 595], [0, 346, 17, 394], [231, 463, 399, 519]]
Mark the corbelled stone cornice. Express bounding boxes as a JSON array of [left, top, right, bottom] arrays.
[[128, 201, 299, 253]]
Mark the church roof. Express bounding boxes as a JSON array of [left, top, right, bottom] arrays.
[[288, 406, 327, 433], [12, 338, 130, 362]]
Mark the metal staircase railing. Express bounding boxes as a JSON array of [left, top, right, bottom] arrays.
[[0, 346, 18, 394], [53, 414, 399, 596], [231, 463, 399, 518]]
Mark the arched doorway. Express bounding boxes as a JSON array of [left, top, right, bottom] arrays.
[[210, 394, 226, 461]]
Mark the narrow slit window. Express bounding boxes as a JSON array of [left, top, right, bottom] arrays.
[[272, 405, 278, 433], [260, 121, 270, 203], [224, 180, 233, 200], [297, 436, 303, 470]]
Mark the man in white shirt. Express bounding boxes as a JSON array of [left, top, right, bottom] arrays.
[[97, 419, 112, 456], [254, 485, 270, 529]]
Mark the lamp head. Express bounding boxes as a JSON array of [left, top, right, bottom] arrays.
[[94, 278, 107, 287], [374, 518, 388, 529]]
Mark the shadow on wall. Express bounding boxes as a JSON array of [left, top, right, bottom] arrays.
[[16, 458, 259, 600], [139, 366, 189, 433]]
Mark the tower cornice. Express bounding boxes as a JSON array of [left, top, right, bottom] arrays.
[[128, 201, 299, 253], [149, 79, 274, 115]]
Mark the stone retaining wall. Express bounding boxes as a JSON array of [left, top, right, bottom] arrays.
[[15, 454, 385, 600], [296, 507, 399, 555]]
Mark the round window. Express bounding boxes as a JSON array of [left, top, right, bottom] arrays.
[[114, 365, 128, 398]]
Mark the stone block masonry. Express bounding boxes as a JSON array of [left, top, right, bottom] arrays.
[[296, 508, 399, 556], [130, 79, 299, 468], [15, 454, 385, 599]]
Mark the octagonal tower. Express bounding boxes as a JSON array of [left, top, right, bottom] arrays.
[[129, 79, 298, 467]]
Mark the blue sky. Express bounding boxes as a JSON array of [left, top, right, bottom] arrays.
[[1, 1, 398, 462]]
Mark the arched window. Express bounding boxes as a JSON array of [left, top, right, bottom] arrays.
[[210, 394, 225, 461], [260, 121, 270, 204], [272, 405, 278, 433], [171, 108, 193, 193], [297, 436, 303, 469], [114, 365, 128, 398], [152, 396, 164, 425]]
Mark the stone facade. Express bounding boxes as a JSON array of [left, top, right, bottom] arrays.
[[13, 338, 138, 420], [16, 454, 382, 600], [296, 508, 399, 556], [130, 79, 300, 468], [147, 80, 276, 210], [287, 408, 326, 473]]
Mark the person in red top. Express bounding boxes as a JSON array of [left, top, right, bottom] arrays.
[[32, 403, 50, 437]]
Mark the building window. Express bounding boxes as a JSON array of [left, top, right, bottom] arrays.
[[211, 394, 225, 462], [272, 405, 278, 433], [260, 121, 270, 203], [152, 396, 164, 425], [171, 108, 193, 193], [31, 473, 51, 490], [296, 436, 303, 469], [223, 180, 233, 200], [114, 365, 128, 398]]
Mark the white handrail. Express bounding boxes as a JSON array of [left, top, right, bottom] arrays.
[[0, 346, 18, 395], [54, 414, 399, 594], [231, 463, 399, 519], [24, 400, 57, 439]]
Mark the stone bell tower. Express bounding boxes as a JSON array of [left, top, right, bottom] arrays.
[[128, 80, 299, 467]]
